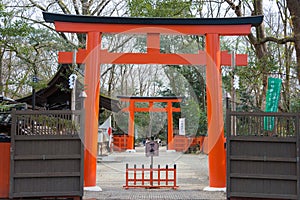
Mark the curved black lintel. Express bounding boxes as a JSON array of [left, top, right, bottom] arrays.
[[43, 12, 263, 27], [117, 96, 184, 100]]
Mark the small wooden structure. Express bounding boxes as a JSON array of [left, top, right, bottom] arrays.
[[226, 111, 300, 199], [118, 96, 183, 150], [9, 110, 84, 199], [124, 164, 178, 189]]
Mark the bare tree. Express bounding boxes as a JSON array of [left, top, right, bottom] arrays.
[[286, 0, 300, 84], [223, 0, 298, 111]]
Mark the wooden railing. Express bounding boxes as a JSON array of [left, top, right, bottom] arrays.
[[124, 164, 178, 189], [11, 110, 81, 136], [226, 111, 299, 137]]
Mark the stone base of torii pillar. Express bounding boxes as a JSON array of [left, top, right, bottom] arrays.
[[203, 186, 226, 192], [84, 186, 102, 192]]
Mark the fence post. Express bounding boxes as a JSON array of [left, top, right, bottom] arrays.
[[142, 164, 144, 185], [296, 114, 300, 199], [226, 107, 231, 199], [174, 164, 177, 188], [125, 163, 129, 189], [166, 165, 168, 186], [158, 165, 160, 186], [150, 164, 153, 186], [134, 164, 136, 185]]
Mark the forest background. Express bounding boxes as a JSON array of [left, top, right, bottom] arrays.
[[1, 0, 299, 140]]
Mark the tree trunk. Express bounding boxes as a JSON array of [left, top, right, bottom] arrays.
[[0, 50, 4, 95], [287, 0, 300, 84], [225, 0, 268, 109], [107, 64, 115, 96]]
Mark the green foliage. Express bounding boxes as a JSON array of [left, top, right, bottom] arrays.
[[290, 97, 300, 112], [181, 99, 207, 136], [127, 0, 193, 17], [162, 65, 207, 135], [135, 103, 150, 128], [0, 103, 27, 112], [0, 3, 73, 98]]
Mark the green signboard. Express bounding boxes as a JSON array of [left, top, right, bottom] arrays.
[[264, 77, 282, 131]]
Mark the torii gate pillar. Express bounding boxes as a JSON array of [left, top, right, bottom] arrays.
[[83, 32, 101, 187], [206, 34, 226, 187]]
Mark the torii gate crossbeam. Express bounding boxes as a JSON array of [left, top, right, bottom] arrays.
[[43, 12, 263, 189]]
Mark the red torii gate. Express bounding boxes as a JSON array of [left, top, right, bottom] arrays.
[[43, 12, 263, 189], [117, 96, 183, 150]]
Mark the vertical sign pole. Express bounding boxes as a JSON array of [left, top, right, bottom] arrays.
[[150, 154, 153, 186], [205, 34, 226, 188], [231, 51, 236, 136], [84, 32, 101, 187], [71, 50, 77, 112]]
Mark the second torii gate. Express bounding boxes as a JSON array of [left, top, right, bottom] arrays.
[[117, 96, 183, 150], [43, 12, 263, 189]]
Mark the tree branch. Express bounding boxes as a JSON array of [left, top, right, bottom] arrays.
[[72, 0, 81, 15], [224, 0, 242, 16], [56, 0, 71, 14], [28, 0, 46, 11], [258, 36, 295, 44], [95, 0, 111, 16], [16, 15, 77, 48], [224, 0, 258, 46], [91, 0, 106, 15]]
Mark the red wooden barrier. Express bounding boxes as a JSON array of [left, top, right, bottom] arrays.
[[172, 135, 205, 152], [113, 134, 128, 152], [124, 164, 178, 189], [0, 142, 10, 198], [113, 135, 205, 152]]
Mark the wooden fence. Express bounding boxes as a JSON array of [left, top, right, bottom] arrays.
[[9, 110, 84, 199], [226, 111, 299, 200], [113, 134, 205, 152], [172, 135, 205, 152], [124, 164, 178, 189], [113, 134, 129, 152]]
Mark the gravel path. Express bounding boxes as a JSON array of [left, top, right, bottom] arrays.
[[83, 146, 226, 200]]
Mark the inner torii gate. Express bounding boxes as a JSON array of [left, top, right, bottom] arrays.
[[43, 12, 263, 189], [117, 96, 183, 150]]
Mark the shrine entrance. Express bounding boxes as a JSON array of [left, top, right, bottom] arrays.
[[43, 12, 263, 189], [117, 96, 183, 150]]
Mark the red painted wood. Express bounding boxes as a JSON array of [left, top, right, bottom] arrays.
[[59, 50, 247, 66], [54, 21, 251, 35], [206, 34, 226, 187], [83, 32, 101, 187], [51, 15, 255, 189], [0, 143, 10, 198], [167, 102, 174, 150], [124, 165, 178, 189], [127, 101, 135, 149]]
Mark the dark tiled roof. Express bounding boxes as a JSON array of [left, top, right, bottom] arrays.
[[43, 12, 263, 27], [17, 65, 121, 112]]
